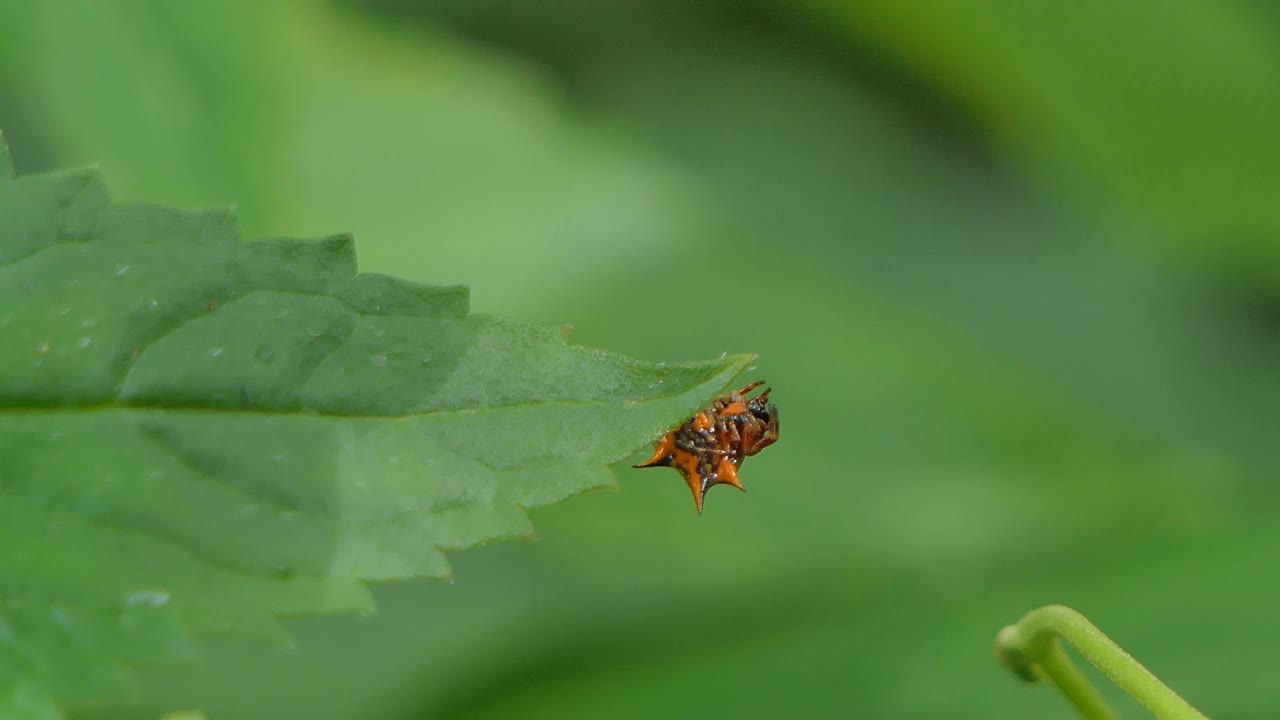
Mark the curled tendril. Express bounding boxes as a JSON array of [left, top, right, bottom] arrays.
[[994, 605, 1209, 720]]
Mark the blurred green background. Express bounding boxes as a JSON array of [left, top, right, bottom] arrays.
[[4, 1, 1280, 717]]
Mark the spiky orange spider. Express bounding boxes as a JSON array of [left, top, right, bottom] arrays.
[[634, 381, 779, 514]]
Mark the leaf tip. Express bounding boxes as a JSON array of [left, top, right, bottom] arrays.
[[715, 353, 760, 385]]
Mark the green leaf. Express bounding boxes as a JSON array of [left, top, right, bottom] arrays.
[[0, 0, 702, 318], [0, 132, 752, 719]]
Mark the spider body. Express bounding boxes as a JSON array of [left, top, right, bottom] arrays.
[[634, 381, 778, 514]]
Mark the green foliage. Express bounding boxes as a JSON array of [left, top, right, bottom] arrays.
[[793, 0, 1280, 266], [0, 134, 751, 719], [0, 0, 695, 318]]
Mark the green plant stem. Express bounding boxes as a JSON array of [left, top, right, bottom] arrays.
[[995, 604, 1209, 720], [1034, 638, 1117, 720]]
